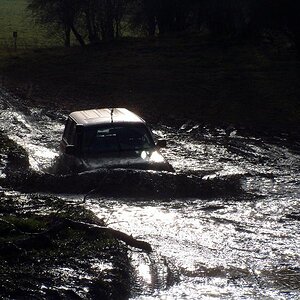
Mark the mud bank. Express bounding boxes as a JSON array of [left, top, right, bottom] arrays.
[[3, 168, 244, 199], [0, 132, 135, 299], [0, 192, 132, 299], [0, 131, 29, 175]]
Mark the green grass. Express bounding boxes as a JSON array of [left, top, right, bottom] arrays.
[[0, 0, 61, 48]]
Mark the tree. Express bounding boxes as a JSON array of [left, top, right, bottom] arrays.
[[28, 0, 130, 46], [248, 0, 300, 54], [82, 0, 129, 42], [27, 0, 85, 47], [127, 0, 158, 36], [282, 0, 300, 54], [129, 0, 198, 36]]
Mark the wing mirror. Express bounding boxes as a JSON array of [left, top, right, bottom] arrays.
[[156, 139, 167, 148], [65, 145, 76, 155]]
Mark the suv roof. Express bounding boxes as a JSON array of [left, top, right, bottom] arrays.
[[69, 108, 145, 126]]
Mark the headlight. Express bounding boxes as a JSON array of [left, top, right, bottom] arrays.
[[149, 151, 165, 163]]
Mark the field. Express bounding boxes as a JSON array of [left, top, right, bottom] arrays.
[[0, 1, 299, 134], [0, 35, 299, 134], [0, 0, 60, 48]]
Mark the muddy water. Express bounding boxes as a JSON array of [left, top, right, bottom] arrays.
[[0, 89, 299, 299]]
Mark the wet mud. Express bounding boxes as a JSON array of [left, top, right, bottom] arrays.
[[1, 88, 300, 299], [3, 168, 244, 198], [0, 193, 131, 300]]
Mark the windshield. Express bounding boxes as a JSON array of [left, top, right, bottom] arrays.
[[82, 123, 155, 154]]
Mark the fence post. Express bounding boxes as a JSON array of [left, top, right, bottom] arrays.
[[13, 31, 17, 51]]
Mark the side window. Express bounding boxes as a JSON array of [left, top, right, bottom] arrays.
[[62, 119, 71, 141], [67, 121, 76, 145], [63, 118, 76, 145]]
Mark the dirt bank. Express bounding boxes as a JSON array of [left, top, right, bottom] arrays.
[[0, 132, 137, 299], [0, 192, 132, 299]]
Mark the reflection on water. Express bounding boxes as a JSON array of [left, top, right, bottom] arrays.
[[85, 196, 300, 299], [83, 125, 300, 299], [1, 89, 300, 299]]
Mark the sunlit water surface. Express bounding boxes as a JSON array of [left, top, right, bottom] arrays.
[[0, 90, 299, 299]]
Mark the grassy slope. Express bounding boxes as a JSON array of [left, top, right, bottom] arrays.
[[0, 36, 299, 133], [0, 0, 60, 48]]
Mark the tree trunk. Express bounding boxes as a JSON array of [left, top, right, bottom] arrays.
[[104, 0, 115, 41], [85, 9, 99, 45], [64, 26, 71, 47], [49, 218, 153, 252], [70, 24, 86, 47], [146, 15, 156, 36], [293, 33, 300, 58], [115, 19, 120, 38]]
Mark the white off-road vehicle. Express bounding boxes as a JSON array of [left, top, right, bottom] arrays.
[[58, 108, 173, 173]]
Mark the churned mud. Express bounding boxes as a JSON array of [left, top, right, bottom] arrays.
[[0, 129, 147, 299], [0, 87, 300, 299], [0, 192, 132, 299]]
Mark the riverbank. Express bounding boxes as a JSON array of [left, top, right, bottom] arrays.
[[0, 35, 299, 135], [0, 131, 133, 299], [0, 193, 132, 299]]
